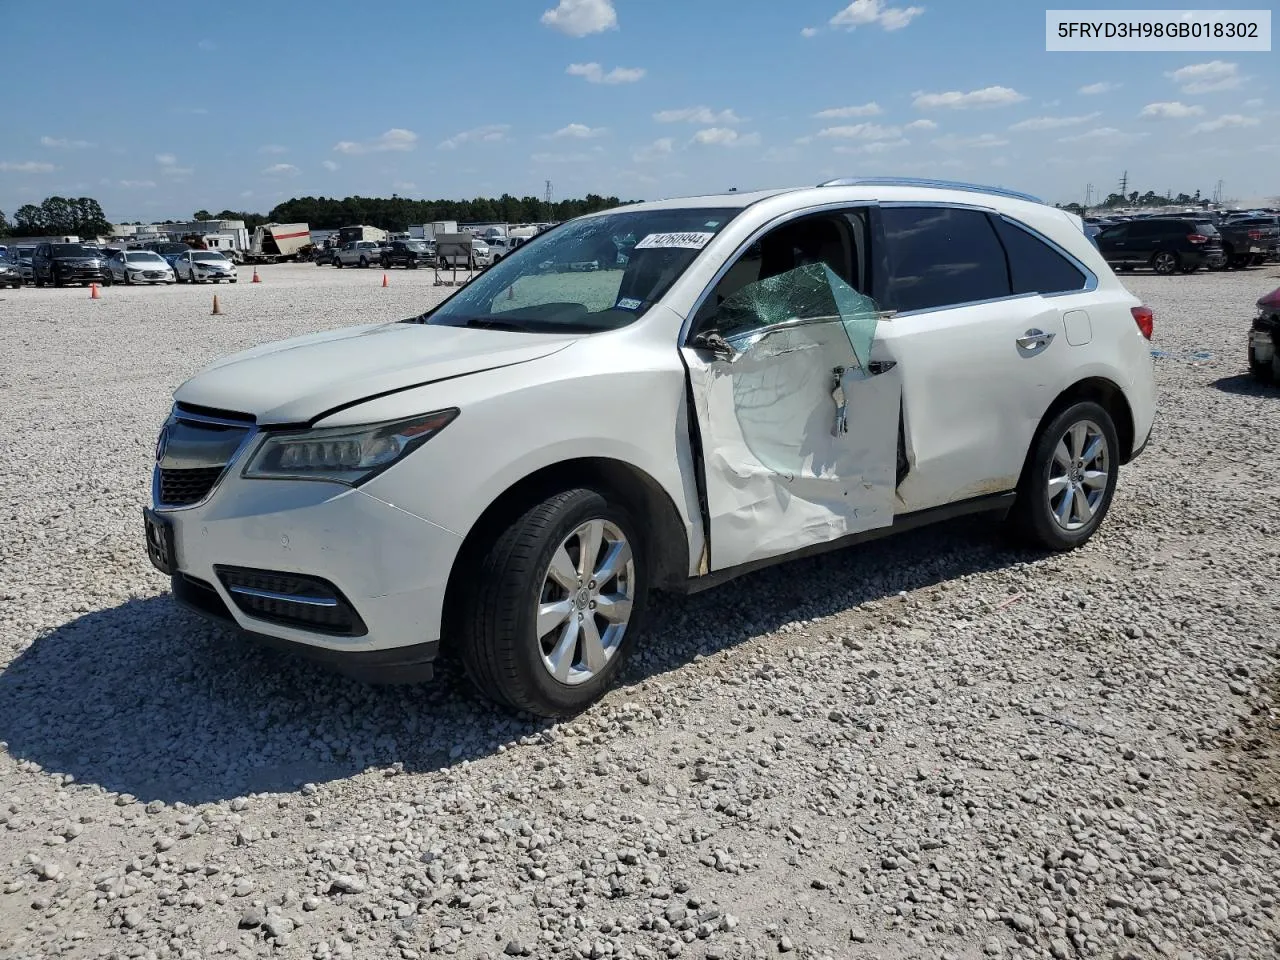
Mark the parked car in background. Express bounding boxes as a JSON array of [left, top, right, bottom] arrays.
[[1094, 217, 1225, 274], [1213, 219, 1274, 269], [173, 249, 238, 284], [12, 246, 35, 283], [32, 242, 107, 287], [380, 239, 434, 269], [145, 178, 1156, 716], [471, 238, 491, 267], [312, 245, 338, 266], [1222, 215, 1280, 265], [485, 236, 518, 263], [103, 250, 176, 285], [145, 241, 195, 271], [1250, 286, 1280, 382], [333, 240, 383, 268], [0, 253, 22, 289]]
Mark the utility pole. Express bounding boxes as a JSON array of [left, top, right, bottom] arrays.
[[1118, 170, 1128, 201], [1085, 183, 1094, 209], [544, 180, 553, 205]]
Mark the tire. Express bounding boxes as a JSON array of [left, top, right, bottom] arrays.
[[460, 488, 649, 717], [34, 274, 44, 288], [230, 278, 237, 284], [1007, 400, 1120, 551], [1151, 251, 1178, 275], [358, 257, 368, 268], [1250, 332, 1278, 383], [54, 274, 65, 288], [334, 259, 343, 268], [101, 271, 113, 287]]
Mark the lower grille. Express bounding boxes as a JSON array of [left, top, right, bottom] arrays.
[[158, 466, 225, 506], [215, 566, 367, 636], [173, 573, 234, 623]]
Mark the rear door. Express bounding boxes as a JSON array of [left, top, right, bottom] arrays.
[[1095, 223, 1130, 264], [871, 205, 1089, 512]]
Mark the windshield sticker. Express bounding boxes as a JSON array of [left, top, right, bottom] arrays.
[[634, 231, 715, 251], [616, 297, 643, 311]]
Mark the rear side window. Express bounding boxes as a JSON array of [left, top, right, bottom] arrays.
[[991, 217, 1087, 295], [881, 206, 1009, 313]]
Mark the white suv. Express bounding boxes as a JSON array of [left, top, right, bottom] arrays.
[[145, 178, 1156, 717]]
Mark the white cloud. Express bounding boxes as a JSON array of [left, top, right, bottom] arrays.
[[1140, 101, 1204, 120], [813, 102, 882, 119], [0, 161, 55, 173], [41, 136, 92, 149], [392, 181, 417, 191], [654, 106, 743, 124], [691, 128, 760, 147], [260, 144, 288, 154], [633, 137, 675, 162], [1057, 127, 1136, 144], [333, 128, 418, 154], [801, 26, 819, 38], [1009, 112, 1100, 131], [321, 160, 339, 172], [438, 124, 510, 150], [934, 133, 1009, 150], [1192, 114, 1260, 133], [1243, 98, 1264, 108], [155, 153, 177, 165], [262, 163, 300, 176], [541, 0, 617, 37], [914, 86, 1026, 110], [549, 123, 607, 139], [816, 122, 904, 141], [155, 153, 192, 177], [904, 118, 937, 131], [531, 151, 594, 163], [118, 179, 156, 189], [1168, 61, 1242, 94], [1078, 81, 1118, 95], [566, 62, 645, 84], [829, 0, 924, 32], [833, 138, 911, 155]]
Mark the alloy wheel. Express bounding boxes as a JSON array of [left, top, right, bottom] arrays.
[[1047, 420, 1110, 532], [536, 519, 635, 686], [1153, 252, 1177, 275]]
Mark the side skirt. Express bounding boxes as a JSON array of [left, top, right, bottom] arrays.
[[679, 491, 1016, 595]]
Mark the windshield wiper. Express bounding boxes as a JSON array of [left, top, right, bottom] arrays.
[[463, 317, 536, 332]]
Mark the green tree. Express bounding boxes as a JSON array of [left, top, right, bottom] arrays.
[[0, 209, 9, 237], [14, 204, 46, 233], [193, 209, 214, 221]]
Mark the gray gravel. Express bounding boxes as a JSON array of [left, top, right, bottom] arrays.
[[0, 263, 1277, 959]]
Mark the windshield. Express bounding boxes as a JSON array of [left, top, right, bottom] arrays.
[[51, 244, 93, 258], [153, 243, 189, 254], [193, 252, 227, 261], [424, 207, 740, 334], [403, 241, 427, 251], [127, 251, 166, 262]]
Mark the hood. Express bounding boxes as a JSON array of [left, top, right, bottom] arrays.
[[1259, 287, 1280, 311], [56, 256, 103, 264], [174, 321, 579, 424]]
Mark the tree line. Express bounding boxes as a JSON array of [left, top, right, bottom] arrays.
[[0, 197, 112, 239], [262, 193, 631, 231]]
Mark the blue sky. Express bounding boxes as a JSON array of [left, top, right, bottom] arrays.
[[1, 0, 1275, 222]]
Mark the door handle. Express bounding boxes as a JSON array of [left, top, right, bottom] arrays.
[[1016, 329, 1055, 350], [866, 360, 897, 375]]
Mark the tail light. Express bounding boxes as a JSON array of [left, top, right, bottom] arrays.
[[1249, 229, 1263, 240], [1187, 234, 1208, 244], [1131, 305, 1154, 340]]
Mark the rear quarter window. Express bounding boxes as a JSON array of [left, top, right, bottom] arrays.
[[881, 206, 1011, 313], [992, 218, 1087, 295]]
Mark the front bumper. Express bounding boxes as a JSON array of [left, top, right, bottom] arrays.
[[196, 270, 236, 280], [154, 472, 463, 669]]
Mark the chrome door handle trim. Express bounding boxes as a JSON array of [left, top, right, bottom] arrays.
[[1016, 329, 1055, 350]]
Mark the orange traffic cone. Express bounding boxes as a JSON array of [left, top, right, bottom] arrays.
[[382, 273, 388, 288], [89, 283, 100, 299], [211, 294, 222, 316], [251, 267, 260, 283]]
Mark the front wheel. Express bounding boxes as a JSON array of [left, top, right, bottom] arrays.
[[334, 259, 343, 268], [101, 272, 113, 287], [358, 257, 368, 268], [1151, 251, 1178, 275], [460, 489, 648, 717], [1007, 401, 1120, 551], [1250, 339, 1277, 383]]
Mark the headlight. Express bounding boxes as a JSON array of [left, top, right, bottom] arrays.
[[242, 410, 458, 485]]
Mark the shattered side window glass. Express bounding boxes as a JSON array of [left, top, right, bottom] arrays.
[[714, 262, 879, 370]]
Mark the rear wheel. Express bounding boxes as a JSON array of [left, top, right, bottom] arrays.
[[359, 257, 369, 268], [1008, 401, 1120, 551], [460, 488, 648, 717], [1151, 251, 1178, 275], [334, 259, 343, 268], [101, 271, 113, 287]]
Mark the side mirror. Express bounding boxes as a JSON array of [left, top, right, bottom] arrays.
[[691, 330, 736, 361]]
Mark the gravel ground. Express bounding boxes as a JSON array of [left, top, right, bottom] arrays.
[[0, 263, 1277, 960]]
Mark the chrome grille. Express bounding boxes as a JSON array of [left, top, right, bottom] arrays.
[[158, 466, 225, 505], [153, 406, 255, 509]]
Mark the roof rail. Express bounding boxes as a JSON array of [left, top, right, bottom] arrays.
[[816, 176, 1043, 205]]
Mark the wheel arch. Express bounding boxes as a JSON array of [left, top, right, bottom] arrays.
[[441, 457, 691, 645], [1035, 376, 1137, 464]]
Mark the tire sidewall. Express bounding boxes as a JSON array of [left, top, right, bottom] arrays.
[[1022, 401, 1120, 549], [502, 492, 649, 716]]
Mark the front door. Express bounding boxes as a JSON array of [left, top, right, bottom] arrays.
[[681, 211, 902, 571]]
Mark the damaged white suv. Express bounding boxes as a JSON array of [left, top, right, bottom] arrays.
[[146, 178, 1157, 717]]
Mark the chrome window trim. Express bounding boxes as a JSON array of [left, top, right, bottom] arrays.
[[993, 213, 1098, 295], [817, 176, 1043, 205], [680, 200, 878, 346]]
